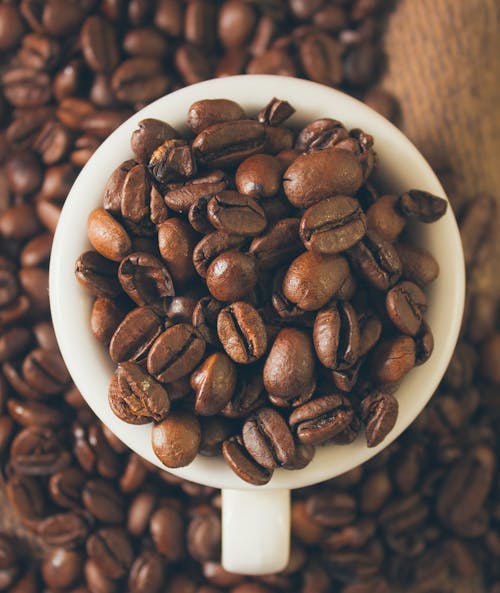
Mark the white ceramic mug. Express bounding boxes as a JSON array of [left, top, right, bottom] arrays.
[[49, 75, 465, 576]]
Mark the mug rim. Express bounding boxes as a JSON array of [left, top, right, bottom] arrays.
[[49, 75, 465, 490]]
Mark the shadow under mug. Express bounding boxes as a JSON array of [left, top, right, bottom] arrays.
[[49, 75, 465, 574]]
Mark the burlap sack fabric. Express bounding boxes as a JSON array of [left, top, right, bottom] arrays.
[[1, 0, 499, 588]]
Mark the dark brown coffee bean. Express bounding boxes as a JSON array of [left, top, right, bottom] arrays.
[[282, 251, 350, 311], [22, 348, 70, 395], [246, 47, 297, 76], [82, 479, 125, 524], [242, 407, 295, 469], [109, 306, 161, 363], [175, 42, 214, 85], [90, 297, 126, 345], [284, 149, 363, 208], [102, 159, 136, 214], [10, 426, 71, 475], [7, 399, 64, 428], [258, 98, 295, 126], [165, 296, 197, 326], [264, 328, 315, 405], [0, 535, 20, 590], [360, 391, 398, 447], [414, 320, 434, 366], [109, 362, 170, 423], [207, 191, 267, 236], [191, 352, 237, 415], [235, 154, 283, 198], [128, 549, 165, 593], [0, 204, 41, 241], [192, 119, 266, 168], [0, 327, 32, 362], [20, 232, 52, 268], [0, 5, 24, 51], [218, 0, 256, 49], [370, 335, 416, 384], [217, 302, 267, 364], [199, 416, 236, 456], [149, 138, 196, 184], [386, 281, 427, 336], [18, 266, 50, 317], [289, 394, 354, 445], [131, 118, 179, 162], [42, 547, 83, 591], [123, 26, 169, 58], [398, 190, 447, 223], [188, 99, 246, 135], [206, 251, 258, 302], [222, 435, 272, 485], [249, 218, 302, 270], [221, 370, 265, 418], [300, 195, 366, 254], [347, 229, 402, 290], [313, 302, 360, 369], [2, 68, 51, 108], [184, 0, 216, 48], [75, 250, 121, 298], [394, 244, 440, 289], [56, 97, 94, 131], [152, 409, 200, 467], [306, 491, 357, 529], [192, 296, 223, 346], [150, 506, 185, 561], [87, 207, 132, 262], [295, 118, 348, 153], [49, 467, 86, 510], [299, 32, 342, 86], [357, 310, 382, 357], [80, 16, 119, 72], [112, 58, 170, 105], [193, 231, 245, 278], [38, 512, 89, 548], [147, 323, 206, 383], [186, 505, 221, 563], [166, 172, 228, 218], [84, 558, 117, 593], [34, 120, 72, 165], [6, 473, 46, 522], [127, 492, 157, 537], [86, 528, 133, 579], [118, 252, 174, 312], [158, 218, 197, 286]]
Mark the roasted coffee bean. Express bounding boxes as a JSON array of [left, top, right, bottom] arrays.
[[118, 252, 174, 312], [87, 207, 132, 262], [386, 281, 427, 336], [300, 196, 366, 254], [0, 327, 32, 362], [90, 297, 126, 345], [112, 58, 170, 105], [282, 251, 350, 311], [158, 218, 197, 286], [366, 195, 406, 242], [152, 409, 200, 468], [188, 99, 246, 135], [414, 320, 434, 365], [131, 118, 179, 162], [187, 505, 221, 562], [370, 336, 416, 384], [295, 118, 348, 153], [235, 154, 283, 198], [193, 232, 246, 278], [394, 243, 439, 286], [264, 328, 315, 405], [20, 232, 52, 268], [6, 473, 46, 522], [206, 251, 258, 302], [358, 311, 382, 357], [147, 323, 206, 383], [75, 251, 121, 298], [249, 218, 303, 270], [263, 124, 294, 154], [207, 191, 267, 236], [82, 478, 125, 524], [0, 203, 41, 241], [192, 296, 223, 346], [360, 391, 399, 447], [49, 467, 86, 510], [150, 505, 185, 561], [222, 435, 272, 486], [42, 548, 83, 590], [398, 190, 447, 223], [109, 306, 162, 363], [191, 352, 237, 415], [2, 68, 51, 108], [242, 407, 295, 469], [10, 426, 71, 475], [221, 370, 265, 419], [86, 528, 133, 580], [109, 362, 170, 423], [258, 97, 295, 127], [299, 32, 343, 86], [246, 47, 297, 76], [22, 348, 70, 395], [166, 170, 228, 214], [192, 119, 266, 168], [199, 415, 236, 456], [19, 266, 50, 317], [347, 229, 401, 290], [149, 138, 196, 184], [0, 535, 19, 590], [128, 549, 165, 593], [313, 302, 360, 369], [7, 399, 64, 427], [289, 394, 354, 445], [217, 302, 267, 364], [102, 159, 136, 214], [218, 1, 257, 49], [284, 149, 363, 208], [38, 512, 89, 548], [459, 193, 496, 268]]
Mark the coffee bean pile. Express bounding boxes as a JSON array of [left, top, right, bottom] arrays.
[[76, 96, 446, 484], [0, 1, 499, 592]]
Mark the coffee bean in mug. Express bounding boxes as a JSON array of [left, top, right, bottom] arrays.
[[75, 96, 446, 477]]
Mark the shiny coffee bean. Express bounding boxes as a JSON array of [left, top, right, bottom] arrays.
[[152, 409, 201, 468], [360, 391, 399, 447], [398, 190, 447, 223], [87, 207, 131, 262], [158, 218, 197, 286], [395, 243, 439, 287], [109, 306, 162, 363], [192, 296, 224, 346], [193, 231, 246, 278], [90, 297, 127, 345], [188, 99, 246, 134], [217, 302, 267, 364], [370, 335, 416, 384], [300, 196, 366, 254], [128, 549, 165, 593], [131, 118, 178, 162], [313, 302, 360, 369], [149, 138, 196, 184], [75, 251, 121, 298], [150, 505, 185, 561], [206, 251, 258, 302], [249, 218, 303, 270], [191, 352, 237, 415], [222, 435, 272, 486], [235, 154, 283, 198], [86, 528, 133, 580], [166, 170, 228, 214]]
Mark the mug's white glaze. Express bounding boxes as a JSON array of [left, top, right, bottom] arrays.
[[50, 75, 464, 574]]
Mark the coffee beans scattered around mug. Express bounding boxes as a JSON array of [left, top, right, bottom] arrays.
[[76, 98, 446, 485]]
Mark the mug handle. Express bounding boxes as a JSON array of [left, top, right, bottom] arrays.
[[221, 488, 290, 575]]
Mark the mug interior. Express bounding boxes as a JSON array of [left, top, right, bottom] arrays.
[[49, 75, 465, 490]]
